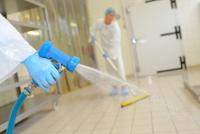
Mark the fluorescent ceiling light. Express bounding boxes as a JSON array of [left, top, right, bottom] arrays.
[[70, 22, 77, 27], [27, 31, 40, 36]]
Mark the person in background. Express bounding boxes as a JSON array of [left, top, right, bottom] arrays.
[[89, 8, 129, 96]]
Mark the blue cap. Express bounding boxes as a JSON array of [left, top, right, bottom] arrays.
[[105, 8, 120, 19], [105, 8, 115, 15]]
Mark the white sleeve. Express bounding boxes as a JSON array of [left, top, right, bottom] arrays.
[[90, 20, 102, 37], [0, 14, 36, 63], [0, 14, 36, 84]]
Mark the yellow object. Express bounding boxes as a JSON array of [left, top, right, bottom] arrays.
[[121, 92, 150, 108]]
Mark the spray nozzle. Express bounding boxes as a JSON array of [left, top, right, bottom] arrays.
[[38, 40, 80, 72]]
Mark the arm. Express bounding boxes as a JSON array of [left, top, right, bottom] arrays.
[[90, 21, 100, 37], [0, 14, 60, 92], [89, 20, 102, 44], [0, 14, 36, 62]]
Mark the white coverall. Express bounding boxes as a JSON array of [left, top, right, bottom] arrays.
[[91, 19, 126, 81], [0, 14, 36, 84]]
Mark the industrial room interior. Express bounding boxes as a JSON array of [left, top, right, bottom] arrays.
[[1, 0, 200, 134]]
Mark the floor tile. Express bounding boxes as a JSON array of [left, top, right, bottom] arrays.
[[12, 72, 200, 134]]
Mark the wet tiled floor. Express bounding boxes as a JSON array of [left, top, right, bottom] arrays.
[[14, 71, 200, 134]]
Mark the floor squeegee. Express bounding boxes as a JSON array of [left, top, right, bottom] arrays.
[[95, 43, 150, 108]]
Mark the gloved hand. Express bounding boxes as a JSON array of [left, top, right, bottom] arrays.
[[102, 52, 109, 59], [89, 36, 96, 45], [23, 53, 61, 92]]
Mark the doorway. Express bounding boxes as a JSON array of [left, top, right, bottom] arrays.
[[125, 0, 184, 76]]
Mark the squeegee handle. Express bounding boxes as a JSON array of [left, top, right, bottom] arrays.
[[38, 40, 80, 72], [96, 44, 118, 71]]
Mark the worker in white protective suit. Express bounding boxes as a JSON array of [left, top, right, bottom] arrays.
[[89, 8, 129, 96], [0, 14, 61, 92]]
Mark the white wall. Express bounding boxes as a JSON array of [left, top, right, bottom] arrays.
[[178, 0, 200, 66], [86, 0, 135, 76]]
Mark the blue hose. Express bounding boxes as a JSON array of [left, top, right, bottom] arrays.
[[6, 87, 31, 134]]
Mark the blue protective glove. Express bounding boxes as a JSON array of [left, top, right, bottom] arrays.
[[23, 53, 61, 92], [89, 36, 96, 44], [102, 52, 109, 59]]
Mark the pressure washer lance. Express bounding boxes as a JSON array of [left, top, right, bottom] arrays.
[[6, 41, 80, 134]]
